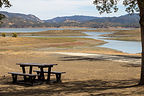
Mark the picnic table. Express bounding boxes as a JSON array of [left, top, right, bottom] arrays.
[[16, 63, 57, 82], [8, 63, 66, 85]]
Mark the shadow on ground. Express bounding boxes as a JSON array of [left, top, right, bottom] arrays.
[[60, 56, 105, 61], [60, 55, 141, 62], [60, 56, 141, 68], [121, 64, 141, 67], [0, 77, 143, 96]]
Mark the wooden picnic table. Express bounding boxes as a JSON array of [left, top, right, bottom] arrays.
[[16, 63, 57, 82]]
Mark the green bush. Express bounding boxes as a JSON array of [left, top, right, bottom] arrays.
[[12, 33, 17, 37], [1, 33, 6, 37]]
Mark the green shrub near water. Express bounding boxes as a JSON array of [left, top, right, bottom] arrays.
[[12, 33, 17, 37], [1, 33, 6, 37]]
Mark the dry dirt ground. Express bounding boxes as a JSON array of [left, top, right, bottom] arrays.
[[0, 37, 143, 96], [0, 51, 143, 96]]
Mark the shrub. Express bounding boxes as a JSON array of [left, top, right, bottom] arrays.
[[12, 33, 17, 37], [1, 33, 6, 37]]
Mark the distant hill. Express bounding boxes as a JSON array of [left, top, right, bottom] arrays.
[[0, 11, 140, 28], [89, 14, 139, 24], [0, 11, 47, 28], [0, 11, 43, 22], [45, 15, 99, 23]]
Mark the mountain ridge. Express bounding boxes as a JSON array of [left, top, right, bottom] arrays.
[[0, 11, 140, 28]]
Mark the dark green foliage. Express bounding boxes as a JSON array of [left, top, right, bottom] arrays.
[[93, 0, 119, 14], [12, 33, 17, 37], [0, 0, 11, 8], [0, 0, 11, 20], [93, 0, 139, 14], [123, 0, 139, 13], [1, 33, 6, 37]]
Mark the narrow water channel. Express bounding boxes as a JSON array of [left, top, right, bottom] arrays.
[[83, 32, 141, 54], [22, 32, 141, 54]]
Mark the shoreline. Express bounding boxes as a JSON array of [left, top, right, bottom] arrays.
[[0, 28, 141, 54]]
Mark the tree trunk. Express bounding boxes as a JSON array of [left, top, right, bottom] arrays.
[[139, 22, 144, 85], [138, 0, 144, 85]]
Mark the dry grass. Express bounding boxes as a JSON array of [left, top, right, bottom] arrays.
[[0, 37, 106, 51], [1, 30, 87, 36], [103, 29, 141, 41]]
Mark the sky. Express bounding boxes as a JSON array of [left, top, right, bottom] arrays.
[[1, 0, 127, 20]]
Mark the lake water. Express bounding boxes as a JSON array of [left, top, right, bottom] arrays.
[[83, 32, 141, 54], [0, 28, 97, 33], [0, 28, 133, 33], [0, 28, 141, 54]]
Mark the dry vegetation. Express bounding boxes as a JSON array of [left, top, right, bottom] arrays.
[[0, 37, 106, 52], [0, 28, 142, 96], [103, 28, 141, 41]]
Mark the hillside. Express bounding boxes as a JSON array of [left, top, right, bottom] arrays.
[[0, 11, 140, 28], [0, 11, 43, 22], [45, 15, 99, 23]]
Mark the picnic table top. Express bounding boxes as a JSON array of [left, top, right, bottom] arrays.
[[16, 63, 58, 67]]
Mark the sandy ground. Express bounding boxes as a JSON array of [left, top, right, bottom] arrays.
[[0, 51, 143, 96]]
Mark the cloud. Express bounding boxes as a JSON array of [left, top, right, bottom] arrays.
[[2, 0, 127, 19]]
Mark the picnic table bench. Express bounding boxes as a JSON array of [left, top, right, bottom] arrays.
[[34, 70, 66, 82], [8, 72, 39, 85]]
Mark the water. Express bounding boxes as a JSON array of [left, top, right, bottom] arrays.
[[83, 32, 141, 54], [0, 28, 132, 33], [0, 28, 97, 33]]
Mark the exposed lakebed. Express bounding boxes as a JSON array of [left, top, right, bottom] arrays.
[[0, 28, 141, 54]]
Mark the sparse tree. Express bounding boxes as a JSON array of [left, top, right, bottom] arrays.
[[93, 0, 144, 85], [12, 32, 17, 37]]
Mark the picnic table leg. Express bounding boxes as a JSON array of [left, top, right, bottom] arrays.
[[12, 74, 17, 83], [56, 73, 61, 83], [47, 66, 52, 83], [28, 66, 33, 81], [39, 67, 45, 81], [29, 76, 36, 85], [29, 66, 33, 74], [21, 66, 27, 81]]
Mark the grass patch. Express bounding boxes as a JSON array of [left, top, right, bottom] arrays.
[[0, 49, 9, 51], [0, 37, 106, 51], [30, 37, 78, 43], [102, 28, 141, 41], [14, 30, 87, 36]]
